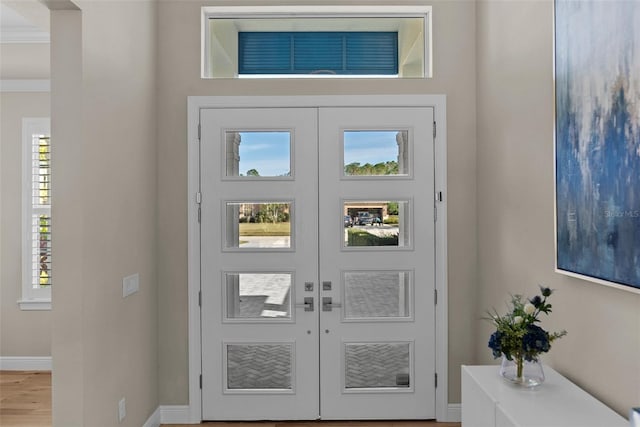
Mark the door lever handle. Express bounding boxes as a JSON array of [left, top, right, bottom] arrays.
[[322, 297, 342, 312], [295, 297, 314, 312]]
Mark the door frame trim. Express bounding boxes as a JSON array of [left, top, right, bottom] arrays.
[[187, 95, 448, 423]]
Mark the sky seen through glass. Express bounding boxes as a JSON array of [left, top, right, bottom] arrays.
[[237, 130, 400, 177]]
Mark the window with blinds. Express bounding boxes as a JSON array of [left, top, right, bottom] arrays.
[[202, 7, 431, 79], [30, 134, 52, 288], [238, 32, 398, 76], [20, 118, 51, 309]]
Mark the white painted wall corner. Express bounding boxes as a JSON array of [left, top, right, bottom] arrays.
[[160, 405, 192, 424], [447, 403, 462, 422], [0, 356, 52, 371], [142, 406, 161, 427]]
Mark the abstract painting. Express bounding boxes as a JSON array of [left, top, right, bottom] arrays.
[[555, 0, 640, 292]]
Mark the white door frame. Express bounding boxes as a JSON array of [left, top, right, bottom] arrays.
[[187, 95, 448, 423]]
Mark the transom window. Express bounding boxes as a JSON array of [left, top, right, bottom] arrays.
[[202, 6, 432, 79]]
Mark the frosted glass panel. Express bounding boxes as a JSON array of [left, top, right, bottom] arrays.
[[343, 130, 409, 176], [344, 271, 410, 319], [226, 344, 293, 390], [344, 342, 411, 389], [344, 200, 410, 248], [225, 273, 292, 319], [225, 131, 291, 178], [225, 202, 291, 249]]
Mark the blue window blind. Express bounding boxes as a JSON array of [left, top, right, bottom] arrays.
[[239, 32, 398, 75]]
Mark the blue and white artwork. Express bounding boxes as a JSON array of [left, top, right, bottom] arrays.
[[555, 0, 640, 290]]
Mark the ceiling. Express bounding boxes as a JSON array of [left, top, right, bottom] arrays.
[[0, 1, 49, 43]]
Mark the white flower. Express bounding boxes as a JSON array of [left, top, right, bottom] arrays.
[[513, 316, 523, 324], [524, 303, 536, 315]]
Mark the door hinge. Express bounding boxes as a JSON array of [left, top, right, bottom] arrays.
[[433, 121, 437, 139], [435, 373, 438, 388], [196, 192, 202, 223], [435, 191, 443, 202], [199, 374, 202, 389], [198, 290, 201, 307], [434, 289, 438, 305], [197, 122, 201, 141]]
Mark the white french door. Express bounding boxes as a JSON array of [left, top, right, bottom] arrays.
[[199, 105, 436, 421], [318, 107, 435, 419]]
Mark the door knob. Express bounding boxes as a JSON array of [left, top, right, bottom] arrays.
[[295, 297, 314, 312], [322, 297, 342, 312]]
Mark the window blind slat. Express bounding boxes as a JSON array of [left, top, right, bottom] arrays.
[[238, 32, 398, 75], [293, 33, 343, 72], [30, 134, 52, 288], [346, 33, 398, 73], [239, 32, 292, 72]]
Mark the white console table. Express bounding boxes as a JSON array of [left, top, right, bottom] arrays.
[[462, 365, 628, 427]]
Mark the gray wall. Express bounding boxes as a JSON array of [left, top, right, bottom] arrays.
[[0, 91, 52, 358], [476, 0, 640, 417], [0, 44, 49, 79], [50, 2, 159, 426], [157, 0, 478, 405]]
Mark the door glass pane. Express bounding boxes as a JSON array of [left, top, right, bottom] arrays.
[[226, 343, 293, 390], [344, 342, 411, 389], [225, 131, 291, 178], [343, 201, 410, 248], [343, 271, 411, 319], [225, 273, 292, 320], [343, 130, 409, 176], [225, 202, 292, 249]]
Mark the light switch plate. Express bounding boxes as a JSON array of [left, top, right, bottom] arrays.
[[122, 273, 139, 298]]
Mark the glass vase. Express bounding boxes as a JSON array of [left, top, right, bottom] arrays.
[[499, 355, 545, 387]]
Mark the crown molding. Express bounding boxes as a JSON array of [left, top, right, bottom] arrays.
[[0, 28, 50, 43]]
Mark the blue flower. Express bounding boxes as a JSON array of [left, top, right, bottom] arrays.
[[530, 295, 543, 308], [488, 331, 503, 358], [522, 324, 550, 360], [540, 286, 552, 297]]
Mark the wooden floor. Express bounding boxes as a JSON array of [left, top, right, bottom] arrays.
[[164, 422, 460, 427], [0, 371, 52, 427], [0, 371, 459, 427]]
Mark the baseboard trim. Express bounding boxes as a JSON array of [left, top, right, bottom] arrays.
[[446, 403, 461, 422], [0, 356, 52, 371], [154, 403, 460, 424], [161, 405, 192, 424], [143, 407, 161, 427]]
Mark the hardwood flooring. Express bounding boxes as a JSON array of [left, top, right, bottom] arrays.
[[0, 371, 459, 427], [0, 371, 51, 427], [164, 422, 461, 427], [161, 420, 460, 427]]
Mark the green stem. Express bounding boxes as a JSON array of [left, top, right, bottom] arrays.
[[516, 355, 524, 379]]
